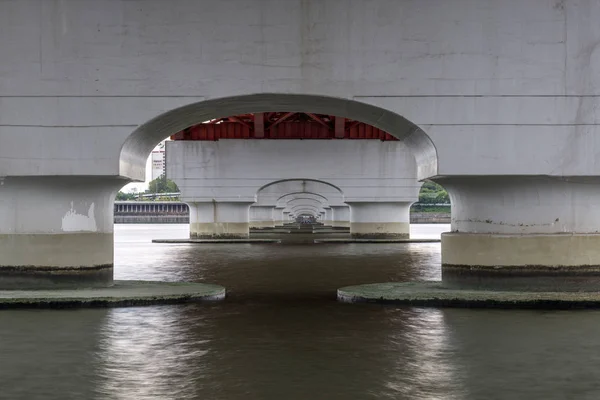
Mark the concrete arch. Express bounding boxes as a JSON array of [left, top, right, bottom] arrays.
[[278, 194, 329, 208], [288, 203, 323, 211], [292, 208, 320, 214], [295, 211, 318, 218], [120, 93, 437, 182], [285, 198, 326, 209], [288, 205, 322, 215], [257, 178, 344, 197], [276, 192, 329, 204], [255, 179, 344, 207], [255, 178, 346, 206]]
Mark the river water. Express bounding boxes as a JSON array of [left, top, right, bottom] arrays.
[[1, 224, 600, 399]]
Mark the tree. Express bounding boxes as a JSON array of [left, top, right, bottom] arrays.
[[116, 191, 136, 201], [147, 175, 179, 194], [418, 180, 449, 204]]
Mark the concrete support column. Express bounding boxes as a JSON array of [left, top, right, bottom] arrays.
[[283, 211, 291, 223], [439, 176, 600, 292], [188, 201, 252, 238], [249, 205, 275, 229], [0, 176, 122, 289], [273, 207, 285, 226], [347, 202, 411, 238], [330, 205, 350, 228], [323, 208, 333, 226]]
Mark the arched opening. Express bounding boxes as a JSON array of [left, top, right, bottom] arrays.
[[249, 178, 350, 233], [410, 180, 451, 225], [289, 205, 322, 214], [119, 93, 437, 182], [276, 192, 329, 204], [4, 92, 436, 288], [249, 179, 346, 230], [119, 95, 432, 241], [285, 198, 327, 208], [255, 178, 345, 200]]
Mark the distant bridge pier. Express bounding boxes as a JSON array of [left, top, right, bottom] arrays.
[[249, 206, 276, 229], [330, 206, 350, 228], [323, 208, 334, 226], [283, 211, 291, 223], [168, 139, 420, 239], [188, 201, 253, 239], [347, 202, 412, 239], [273, 207, 286, 226]]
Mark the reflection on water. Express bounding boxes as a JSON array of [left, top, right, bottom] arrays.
[[384, 308, 465, 399], [94, 307, 209, 400], [2, 224, 600, 399]]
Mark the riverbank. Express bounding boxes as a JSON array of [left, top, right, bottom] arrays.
[[114, 212, 450, 224]]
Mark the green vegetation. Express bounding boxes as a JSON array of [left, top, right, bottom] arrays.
[[411, 205, 450, 213], [116, 175, 180, 201], [147, 175, 179, 194], [116, 191, 137, 201], [418, 181, 449, 204], [412, 181, 450, 213]]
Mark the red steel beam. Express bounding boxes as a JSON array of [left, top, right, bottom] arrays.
[[334, 116, 345, 138], [171, 112, 398, 141], [305, 113, 332, 131], [227, 116, 253, 131], [268, 112, 296, 129], [254, 112, 265, 138]]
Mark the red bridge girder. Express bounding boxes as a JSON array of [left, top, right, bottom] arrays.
[[170, 112, 397, 141]]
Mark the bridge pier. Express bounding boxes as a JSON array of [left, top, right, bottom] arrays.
[[188, 201, 253, 239], [347, 202, 411, 239], [331, 206, 350, 228], [322, 208, 334, 226], [0, 176, 122, 289], [440, 176, 600, 292], [249, 206, 275, 229], [273, 207, 286, 226]]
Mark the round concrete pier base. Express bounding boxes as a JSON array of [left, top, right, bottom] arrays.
[[337, 281, 600, 309], [314, 238, 439, 243], [0, 280, 225, 309], [153, 238, 280, 244], [350, 232, 410, 239], [442, 232, 600, 292]]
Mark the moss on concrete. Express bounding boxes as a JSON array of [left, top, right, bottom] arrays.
[[337, 281, 600, 309], [315, 238, 440, 243], [153, 238, 281, 244], [0, 280, 225, 309]]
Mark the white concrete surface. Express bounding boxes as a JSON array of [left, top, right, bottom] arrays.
[[331, 206, 351, 227], [249, 205, 275, 228], [188, 201, 253, 238], [439, 176, 600, 271], [441, 176, 600, 235], [5, 0, 600, 181], [256, 180, 346, 207], [168, 140, 420, 202], [4, 0, 600, 286], [347, 201, 412, 238], [0, 176, 122, 287]]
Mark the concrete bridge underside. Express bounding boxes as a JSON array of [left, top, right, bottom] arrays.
[[1, 0, 600, 292]]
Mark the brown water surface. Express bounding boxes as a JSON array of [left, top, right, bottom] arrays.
[[1, 224, 599, 399]]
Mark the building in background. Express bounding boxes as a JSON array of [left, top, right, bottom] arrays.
[[151, 145, 166, 181], [120, 140, 169, 193]]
